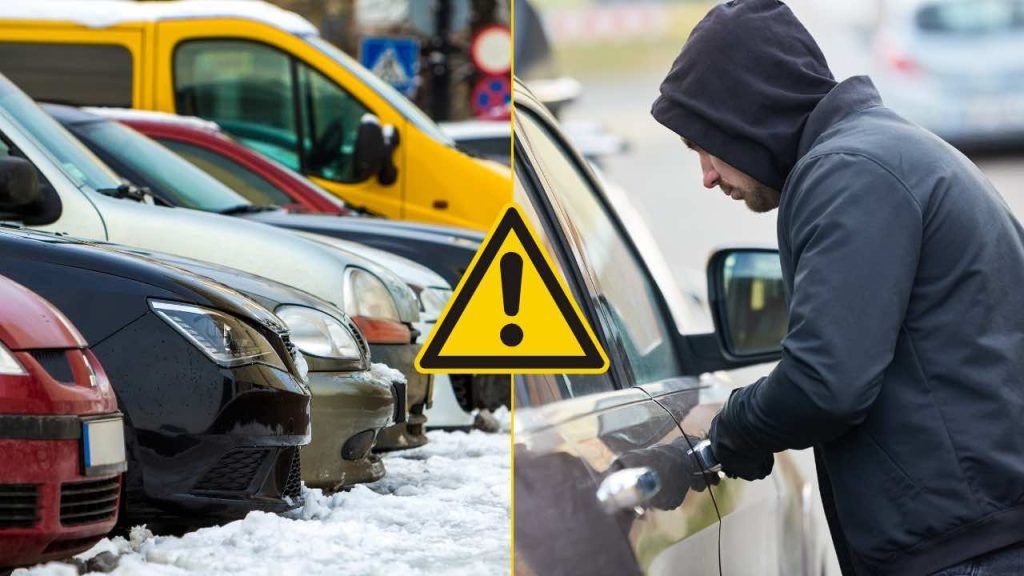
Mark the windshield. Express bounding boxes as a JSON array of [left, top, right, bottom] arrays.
[[75, 119, 251, 212], [304, 35, 456, 147], [917, 0, 1024, 34], [0, 76, 123, 191]]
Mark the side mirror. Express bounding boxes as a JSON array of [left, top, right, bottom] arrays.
[[707, 248, 787, 360], [0, 156, 39, 210], [353, 114, 399, 185]]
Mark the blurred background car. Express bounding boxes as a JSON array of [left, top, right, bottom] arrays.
[[870, 0, 1024, 150], [0, 272, 125, 570], [0, 226, 311, 531]]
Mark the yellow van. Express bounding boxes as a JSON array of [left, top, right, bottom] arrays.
[[0, 1, 508, 230]]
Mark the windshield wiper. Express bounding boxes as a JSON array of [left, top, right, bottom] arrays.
[[218, 204, 280, 215], [96, 183, 149, 202]]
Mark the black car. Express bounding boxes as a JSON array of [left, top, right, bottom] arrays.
[[0, 220, 311, 530], [44, 104, 483, 288]]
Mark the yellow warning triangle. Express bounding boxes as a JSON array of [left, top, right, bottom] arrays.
[[416, 203, 609, 374]]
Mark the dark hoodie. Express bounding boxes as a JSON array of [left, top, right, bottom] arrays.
[[655, 2, 1024, 575], [651, 0, 835, 190]]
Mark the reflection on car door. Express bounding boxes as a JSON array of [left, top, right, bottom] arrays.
[[513, 113, 722, 575]]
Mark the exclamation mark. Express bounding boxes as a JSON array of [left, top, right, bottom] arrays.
[[500, 252, 524, 347]]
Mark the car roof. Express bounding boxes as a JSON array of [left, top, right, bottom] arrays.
[[83, 107, 222, 133], [0, 0, 318, 35]]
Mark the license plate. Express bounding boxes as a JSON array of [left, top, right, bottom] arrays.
[[82, 416, 126, 475]]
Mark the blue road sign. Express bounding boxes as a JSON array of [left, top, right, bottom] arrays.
[[360, 36, 421, 97]]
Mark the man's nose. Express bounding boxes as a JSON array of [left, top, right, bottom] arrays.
[[700, 156, 720, 189]]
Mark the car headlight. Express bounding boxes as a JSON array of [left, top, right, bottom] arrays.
[[418, 287, 453, 321], [344, 267, 400, 321], [150, 300, 286, 370], [276, 306, 362, 361], [0, 342, 26, 375]]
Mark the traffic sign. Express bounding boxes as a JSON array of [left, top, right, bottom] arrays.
[[470, 24, 512, 76], [416, 204, 609, 374], [360, 36, 421, 97]]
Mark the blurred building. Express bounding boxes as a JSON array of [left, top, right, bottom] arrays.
[[270, 0, 510, 121]]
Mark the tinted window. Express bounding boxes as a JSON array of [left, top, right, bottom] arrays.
[[917, 0, 1024, 33], [159, 138, 294, 207], [73, 120, 248, 212], [175, 41, 301, 169], [297, 61, 371, 183], [0, 42, 133, 107], [516, 108, 682, 386], [513, 164, 616, 406]]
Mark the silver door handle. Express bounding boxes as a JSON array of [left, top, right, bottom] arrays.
[[596, 467, 661, 514]]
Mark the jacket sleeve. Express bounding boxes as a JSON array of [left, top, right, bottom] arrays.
[[719, 153, 924, 453]]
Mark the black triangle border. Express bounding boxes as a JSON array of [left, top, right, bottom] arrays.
[[418, 207, 606, 369]]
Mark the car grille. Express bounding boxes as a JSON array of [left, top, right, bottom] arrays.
[[30, 349, 73, 384], [193, 448, 270, 493], [0, 484, 38, 529], [60, 477, 120, 526], [284, 449, 302, 500]]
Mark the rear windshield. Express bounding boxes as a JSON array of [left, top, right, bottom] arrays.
[[74, 119, 250, 212], [917, 0, 1024, 34]]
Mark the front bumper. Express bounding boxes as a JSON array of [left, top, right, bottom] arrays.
[[370, 342, 434, 451], [0, 413, 122, 569], [303, 368, 396, 490]]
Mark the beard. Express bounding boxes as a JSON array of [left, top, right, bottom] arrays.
[[722, 183, 780, 213]]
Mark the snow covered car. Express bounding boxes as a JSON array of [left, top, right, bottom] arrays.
[[108, 245, 402, 489], [512, 79, 835, 575], [0, 224, 311, 530], [0, 72, 426, 435], [0, 272, 125, 569]]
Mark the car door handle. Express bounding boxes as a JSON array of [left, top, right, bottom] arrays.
[[433, 200, 448, 210], [596, 467, 661, 514]]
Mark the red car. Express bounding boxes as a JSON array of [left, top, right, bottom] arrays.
[[0, 275, 125, 569], [107, 112, 350, 215]]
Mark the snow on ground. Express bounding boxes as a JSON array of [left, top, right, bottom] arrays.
[[17, 430, 510, 576]]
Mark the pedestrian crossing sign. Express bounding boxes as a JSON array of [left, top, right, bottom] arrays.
[[360, 36, 420, 97]]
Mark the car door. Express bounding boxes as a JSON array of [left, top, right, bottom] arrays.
[[514, 86, 824, 576], [513, 105, 722, 576]]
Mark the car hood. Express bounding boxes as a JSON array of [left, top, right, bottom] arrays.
[[248, 210, 485, 246], [297, 231, 450, 291], [0, 273, 86, 350]]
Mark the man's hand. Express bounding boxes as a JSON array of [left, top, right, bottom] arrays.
[[608, 436, 719, 510], [710, 410, 774, 481]]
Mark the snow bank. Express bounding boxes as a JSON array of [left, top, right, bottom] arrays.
[[16, 431, 510, 576]]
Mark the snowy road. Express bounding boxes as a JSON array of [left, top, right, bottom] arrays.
[[19, 429, 511, 576]]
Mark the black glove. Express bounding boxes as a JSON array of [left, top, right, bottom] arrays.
[[710, 408, 774, 481], [608, 435, 719, 511]]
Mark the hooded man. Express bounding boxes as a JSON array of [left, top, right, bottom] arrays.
[[652, 1, 1024, 575]]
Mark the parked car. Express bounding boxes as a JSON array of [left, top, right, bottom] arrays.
[[48, 105, 480, 293], [0, 0, 510, 229], [99, 245, 401, 489], [0, 273, 125, 569], [871, 0, 1024, 149], [0, 72, 427, 438], [512, 79, 835, 575], [0, 223, 310, 531], [47, 105, 509, 430]]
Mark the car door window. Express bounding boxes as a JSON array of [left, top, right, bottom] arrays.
[[296, 62, 372, 184], [515, 109, 682, 386], [175, 41, 301, 170], [159, 139, 294, 207], [513, 173, 616, 407], [174, 40, 372, 185]]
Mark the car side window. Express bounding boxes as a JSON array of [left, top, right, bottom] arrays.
[[296, 62, 372, 184], [175, 40, 300, 169], [159, 139, 294, 207], [516, 109, 683, 386], [513, 168, 616, 406], [0, 42, 133, 107], [174, 40, 372, 185]]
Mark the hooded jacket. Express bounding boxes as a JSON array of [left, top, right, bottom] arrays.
[[653, 1, 1024, 574]]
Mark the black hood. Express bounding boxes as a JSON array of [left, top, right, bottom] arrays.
[[651, 0, 836, 191]]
